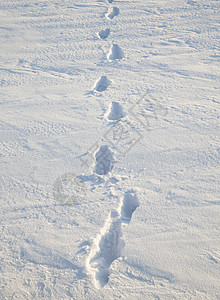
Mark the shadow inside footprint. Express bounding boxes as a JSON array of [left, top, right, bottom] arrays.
[[121, 191, 139, 222], [93, 76, 111, 92], [89, 214, 124, 288], [98, 28, 110, 40], [106, 7, 120, 20], [94, 145, 114, 175], [107, 44, 124, 60], [106, 101, 125, 121], [86, 191, 140, 288]]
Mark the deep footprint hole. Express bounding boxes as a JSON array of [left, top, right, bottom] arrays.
[[121, 191, 139, 222], [98, 28, 110, 40], [107, 7, 120, 20]]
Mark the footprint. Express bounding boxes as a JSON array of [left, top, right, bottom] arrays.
[[106, 7, 120, 20], [86, 191, 139, 288], [107, 44, 124, 60], [121, 190, 139, 222], [94, 145, 114, 175], [88, 211, 124, 288], [106, 101, 125, 121], [106, 0, 114, 3], [97, 28, 110, 40], [93, 76, 111, 92]]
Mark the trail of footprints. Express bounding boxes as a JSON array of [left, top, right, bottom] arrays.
[[85, 0, 138, 289], [93, 0, 123, 92]]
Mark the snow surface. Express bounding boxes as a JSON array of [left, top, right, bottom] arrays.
[[0, 0, 220, 299]]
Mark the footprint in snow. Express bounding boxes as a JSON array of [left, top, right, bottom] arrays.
[[94, 145, 114, 175], [107, 44, 124, 60], [106, 101, 125, 121], [106, 7, 120, 20], [93, 76, 111, 92], [121, 190, 139, 223], [97, 28, 110, 40], [86, 190, 139, 288]]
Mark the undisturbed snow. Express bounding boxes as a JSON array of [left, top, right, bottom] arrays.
[[0, 0, 220, 299]]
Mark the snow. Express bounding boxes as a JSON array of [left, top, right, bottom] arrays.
[[0, 0, 220, 299]]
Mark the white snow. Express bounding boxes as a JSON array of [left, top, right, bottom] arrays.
[[0, 0, 220, 299]]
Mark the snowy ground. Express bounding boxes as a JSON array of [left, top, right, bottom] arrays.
[[0, 0, 220, 299]]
